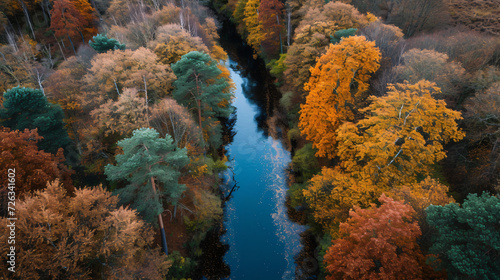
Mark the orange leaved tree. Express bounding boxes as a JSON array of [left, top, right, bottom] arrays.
[[299, 36, 381, 159]]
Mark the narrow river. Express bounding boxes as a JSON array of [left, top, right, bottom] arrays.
[[215, 21, 307, 280]]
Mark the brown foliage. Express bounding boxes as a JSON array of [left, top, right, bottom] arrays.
[[107, 0, 149, 25], [456, 82, 500, 191], [360, 20, 404, 63], [0, 180, 171, 279], [150, 98, 201, 148], [90, 88, 148, 137], [406, 28, 500, 72], [394, 48, 468, 106], [45, 56, 88, 146], [0, 43, 40, 93], [258, 0, 285, 56], [108, 14, 158, 49], [447, 0, 500, 36], [352, 0, 450, 37]]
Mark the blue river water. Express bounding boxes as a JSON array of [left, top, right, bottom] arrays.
[[220, 58, 307, 280]]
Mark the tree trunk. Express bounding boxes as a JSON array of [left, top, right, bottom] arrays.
[[53, 34, 67, 61], [277, 14, 283, 54], [143, 75, 149, 126], [17, 0, 36, 39], [197, 99, 202, 131], [68, 35, 77, 56], [80, 31, 86, 46], [151, 176, 168, 255], [4, 23, 18, 52], [286, 5, 291, 47], [196, 98, 206, 151], [158, 214, 168, 255], [39, 0, 49, 26]]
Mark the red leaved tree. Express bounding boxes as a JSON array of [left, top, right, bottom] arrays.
[[50, 0, 96, 54], [258, 0, 285, 56], [324, 194, 445, 280], [0, 127, 73, 215]]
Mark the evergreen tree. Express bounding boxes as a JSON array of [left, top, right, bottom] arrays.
[[0, 87, 71, 155], [105, 128, 189, 255], [105, 128, 189, 225], [426, 193, 500, 279], [171, 51, 233, 149], [89, 33, 126, 53]]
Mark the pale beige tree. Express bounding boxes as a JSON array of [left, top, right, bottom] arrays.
[[150, 97, 201, 148], [90, 88, 148, 137], [82, 47, 175, 110]]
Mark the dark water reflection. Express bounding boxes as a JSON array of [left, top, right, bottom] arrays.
[[200, 20, 307, 280], [218, 22, 283, 139]]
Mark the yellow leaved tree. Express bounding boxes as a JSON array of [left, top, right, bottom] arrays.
[[299, 36, 381, 159], [336, 80, 465, 187], [389, 177, 455, 218], [302, 167, 379, 236], [243, 0, 264, 57]]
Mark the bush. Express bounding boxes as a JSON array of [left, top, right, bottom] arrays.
[[292, 143, 321, 182], [89, 33, 126, 53]]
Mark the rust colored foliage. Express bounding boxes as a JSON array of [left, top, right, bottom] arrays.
[[324, 194, 444, 280], [299, 35, 381, 158], [258, 0, 285, 56], [0, 127, 73, 196], [50, 0, 97, 43], [0, 127, 73, 216]]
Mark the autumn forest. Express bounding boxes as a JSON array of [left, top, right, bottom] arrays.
[[0, 0, 499, 279]]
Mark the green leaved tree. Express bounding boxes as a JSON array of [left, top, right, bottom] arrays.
[[104, 128, 189, 255], [426, 193, 500, 279], [0, 87, 71, 155], [171, 51, 233, 149], [89, 33, 126, 53]]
